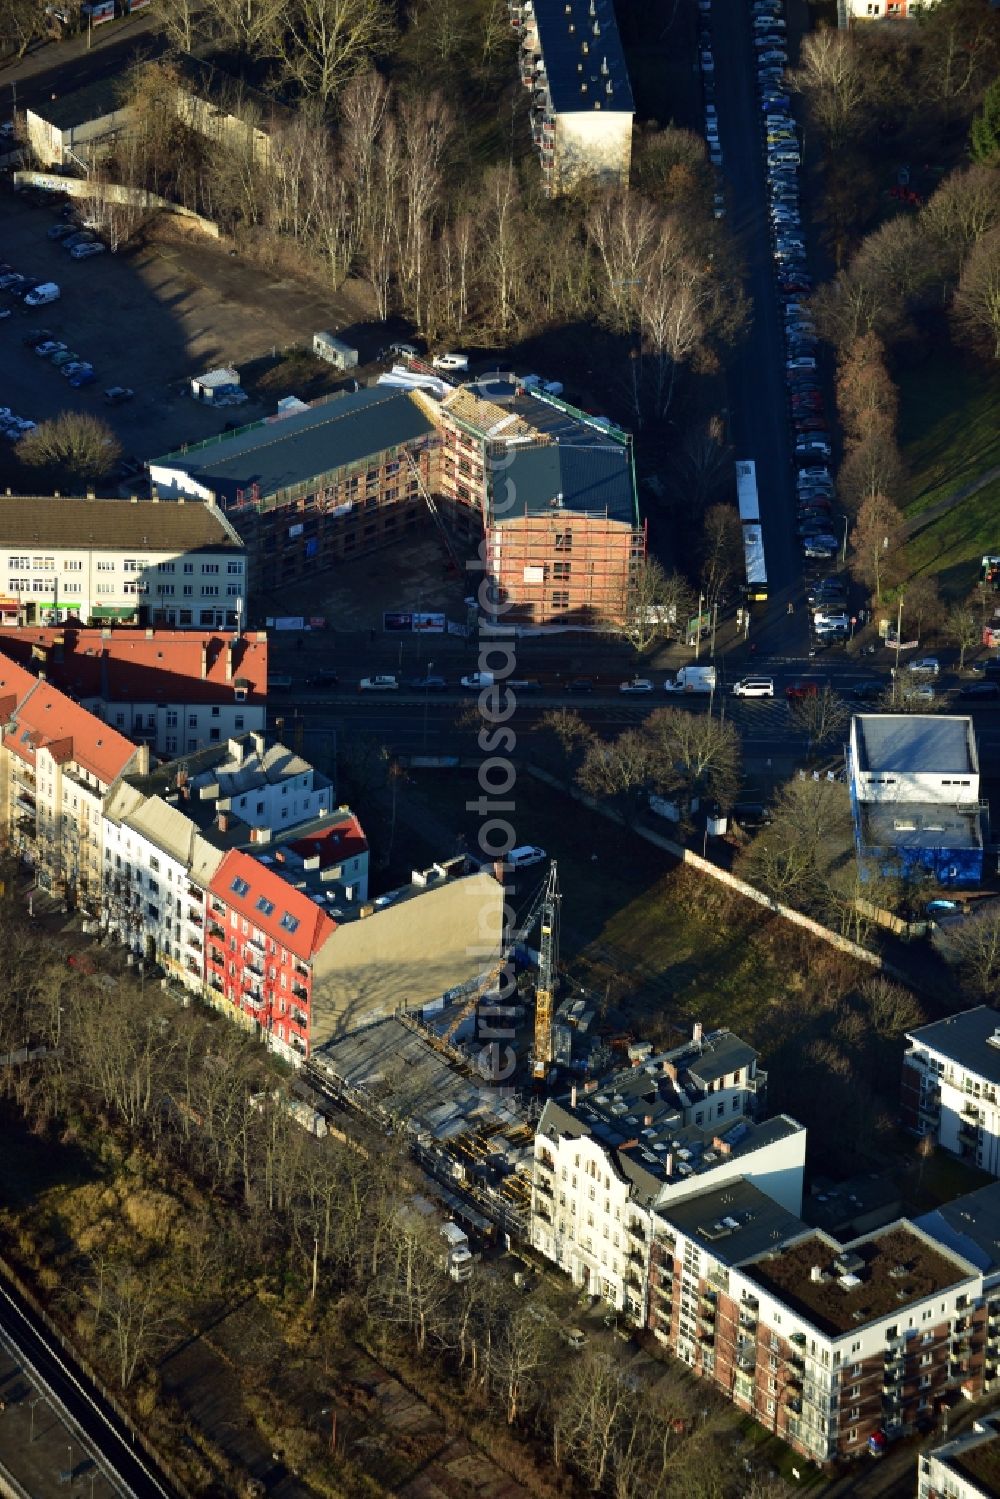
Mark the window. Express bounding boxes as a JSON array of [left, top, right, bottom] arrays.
[[63, 559, 82, 572], [235, 715, 244, 730], [226, 585, 241, 597], [227, 560, 243, 574], [279, 912, 300, 934], [8, 556, 29, 570], [211, 706, 220, 718], [182, 585, 194, 597], [256, 896, 274, 917], [157, 561, 175, 574], [209, 728, 220, 743], [157, 584, 175, 596], [183, 562, 194, 574], [165, 736, 178, 754], [555, 531, 573, 551], [553, 561, 571, 579], [166, 711, 178, 728], [202, 563, 220, 575], [202, 586, 220, 597], [551, 590, 570, 610], [32, 557, 54, 571], [231, 876, 251, 897]]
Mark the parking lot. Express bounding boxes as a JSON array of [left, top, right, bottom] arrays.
[[0, 186, 372, 490]]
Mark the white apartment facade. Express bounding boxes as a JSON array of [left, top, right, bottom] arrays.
[[514, 0, 634, 196], [902, 1008, 1000, 1176], [0, 497, 247, 630], [918, 1414, 1000, 1499], [531, 1079, 805, 1321]]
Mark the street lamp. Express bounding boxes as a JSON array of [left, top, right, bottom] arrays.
[[841, 514, 849, 564], [29, 1394, 43, 1442]]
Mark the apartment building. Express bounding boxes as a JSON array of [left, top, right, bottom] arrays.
[[530, 1028, 803, 1320], [901, 1007, 1000, 1176], [0, 496, 247, 630], [437, 377, 642, 626], [101, 733, 342, 989], [847, 715, 984, 888], [512, 0, 635, 196], [0, 657, 145, 904], [0, 627, 267, 756], [650, 1195, 986, 1464], [148, 388, 436, 595], [918, 1413, 1000, 1499], [207, 855, 504, 1062]]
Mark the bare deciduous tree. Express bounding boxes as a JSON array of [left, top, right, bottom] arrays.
[[699, 502, 744, 608], [276, 0, 396, 106], [937, 906, 1000, 1000], [953, 225, 1000, 358], [946, 602, 981, 669], [789, 29, 872, 147], [849, 491, 906, 603], [17, 413, 122, 484], [618, 558, 694, 653]]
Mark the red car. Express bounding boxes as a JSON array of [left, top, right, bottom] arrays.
[[785, 680, 820, 700]]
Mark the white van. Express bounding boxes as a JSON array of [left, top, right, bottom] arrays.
[[24, 282, 60, 307], [507, 845, 547, 869], [432, 352, 469, 371]]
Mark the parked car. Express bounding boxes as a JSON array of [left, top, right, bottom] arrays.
[[63, 233, 94, 250], [905, 656, 940, 676], [35, 340, 66, 358], [959, 681, 1000, 699], [70, 242, 105, 260], [22, 329, 53, 349], [103, 386, 134, 405], [307, 669, 340, 687], [47, 223, 76, 240], [851, 681, 885, 702], [568, 677, 594, 693], [619, 678, 654, 693], [786, 680, 819, 700], [732, 676, 774, 698], [431, 351, 469, 371], [67, 367, 96, 388], [405, 675, 448, 691], [359, 675, 399, 690]]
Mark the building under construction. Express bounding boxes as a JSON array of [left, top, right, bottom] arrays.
[[148, 378, 642, 625]]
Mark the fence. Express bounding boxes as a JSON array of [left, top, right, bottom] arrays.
[[12, 171, 221, 238], [527, 766, 883, 969]]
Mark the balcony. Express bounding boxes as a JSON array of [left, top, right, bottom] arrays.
[[652, 1280, 672, 1303], [186, 936, 203, 956], [208, 922, 225, 940], [790, 1332, 806, 1347], [534, 1176, 553, 1200], [535, 1203, 552, 1224], [246, 932, 265, 953], [292, 983, 309, 1003], [627, 1248, 645, 1268], [740, 1308, 758, 1330], [187, 910, 203, 928], [736, 1343, 756, 1372], [536, 1151, 555, 1174], [244, 958, 265, 978], [627, 1220, 646, 1242], [962, 1099, 981, 1118]]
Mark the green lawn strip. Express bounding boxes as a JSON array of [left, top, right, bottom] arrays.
[[898, 359, 1000, 519], [902, 477, 1000, 596]]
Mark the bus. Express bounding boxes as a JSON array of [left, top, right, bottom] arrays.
[[736, 459, 768, 604]]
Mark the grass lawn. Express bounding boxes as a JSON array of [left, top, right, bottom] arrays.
[[739, 1416, 826, 1489], [898, 354, 1000, 597]]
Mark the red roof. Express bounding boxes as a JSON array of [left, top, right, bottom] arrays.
[[2, 673, 137, 785], [208, 848, 336, 964], [0, 628, 268, 706], [278, 815, 368, 869]]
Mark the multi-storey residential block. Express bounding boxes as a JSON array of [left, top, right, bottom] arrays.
[[918, 1412, 1000, 1499], [206, 854, 504, 1063], [101, 733, 341, 983], [847, 715, 984, 887], [0, 657, 145, 904], [148, 388, 436, 596], [0, 627, 267, 756], [530, 1027, 802, 1320], [438, 379, 643, 627], [512, 0, 635, 196], [902, 1008, 1000, 1175], [917, 1181, 1000, 1395], [0, 496, 246, 630], [650, 1196, 986, 1464]]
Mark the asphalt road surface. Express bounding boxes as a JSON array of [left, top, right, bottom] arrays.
[[0, 1277, 180, 1498], [1, 20, 168, 118], [714, 0, 810, 655]]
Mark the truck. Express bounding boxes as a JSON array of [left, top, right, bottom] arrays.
[[460, 671, 495, 690], [440, 1221, 473, 1281], [664, 665, 716, 694]]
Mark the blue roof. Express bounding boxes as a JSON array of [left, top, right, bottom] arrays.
[[533, 0, 634, 116]]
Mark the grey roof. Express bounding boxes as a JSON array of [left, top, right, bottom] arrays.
[[152, 388, 434, 506], [657, 1177, 807, 1266], [860, 802, 982, 852], [683, 1033, 758, 1088], [853, 714, 978, 776], [908, 1006, 1000, 1086], [533, 0, 635, 116], [32, 76, 125, 131], [916, 1182, 1000, 1279], [494, 443, 636, 524]]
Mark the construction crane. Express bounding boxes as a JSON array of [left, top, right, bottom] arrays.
[[532, 863, 560, 1081], [442, 866, 558, 1046]]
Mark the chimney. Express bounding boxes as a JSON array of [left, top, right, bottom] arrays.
[[643, 1113, 653, 1127], [251, 826, 271, 846], [811, 1265, 824, 1283], [175, 767, 188, 789], [570, 1082, 578, 1107], [692, 1021, 703, 1045], [664, 1151, 673, 1176], [133, 743, 151, 775], [225, 641, 233, 682], [217, 811, 228, 832], [200, 645, 208, 680]]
